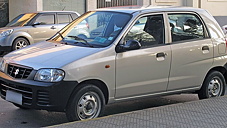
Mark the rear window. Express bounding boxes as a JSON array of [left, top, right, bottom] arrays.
[[71, 13, 79, 20], [58, 14, 72, 24], [168, 13, 206, 42]]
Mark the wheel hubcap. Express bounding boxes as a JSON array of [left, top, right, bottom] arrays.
[[77, 92, 101, 120], [208, 77, 222, 97], [16, 40, 28, 49]]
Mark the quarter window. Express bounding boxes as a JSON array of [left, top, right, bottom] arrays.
[[124, 14, 164, 48], [168, 14, 205, 42], [35, 14, 55, 25], [71, 13, 79, 20]]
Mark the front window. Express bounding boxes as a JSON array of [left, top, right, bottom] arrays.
[[6, 13, 37, 27], [51, 11, 131, 48], [34, 14, 55, 25], [124, 14, 164, 48]]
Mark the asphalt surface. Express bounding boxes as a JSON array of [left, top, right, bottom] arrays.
[[50, 95, 227, 128], [0, 94, 199, 127]]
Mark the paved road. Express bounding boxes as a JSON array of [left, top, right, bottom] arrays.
[[0, 94, 199, 128], [52, 96, 227, 128]]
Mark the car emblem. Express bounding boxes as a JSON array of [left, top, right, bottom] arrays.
[[14, 69, 19, 76]]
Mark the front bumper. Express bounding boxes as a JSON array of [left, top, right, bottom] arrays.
[[0, 71, 78, 112], [0, 46, 11, 52], [0, 36, 11, 52]]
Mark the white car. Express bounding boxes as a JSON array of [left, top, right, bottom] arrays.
[[0, 6, 226, 122]]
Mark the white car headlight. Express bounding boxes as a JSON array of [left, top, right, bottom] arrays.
[[0, 29, 13, 37], [34, 69, 65, 82], [0, 59, 6, 72]]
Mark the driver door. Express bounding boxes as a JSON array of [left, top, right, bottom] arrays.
[[115, 14, 171, 99], [27, 13, 58, 43]]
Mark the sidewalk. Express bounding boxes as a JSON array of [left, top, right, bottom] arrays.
[[49, 96, 227, 128]]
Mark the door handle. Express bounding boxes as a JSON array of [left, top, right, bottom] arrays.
[[156, 52, 167, 61], [51, 26, 56, 29], [202, 46, 209, 51], [202, 46, 209, 54], [156, 52, 166, 58]]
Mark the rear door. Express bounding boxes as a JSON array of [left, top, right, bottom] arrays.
[[167, 12, 213, 91]]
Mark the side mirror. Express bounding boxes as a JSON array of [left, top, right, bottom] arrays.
[[32, 22, 41, 26], [116, 40, 141, 53]]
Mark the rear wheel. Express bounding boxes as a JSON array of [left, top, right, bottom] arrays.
[[198, 71, 225, 99], [12, 38, 30, 50], [66, 84, 105, 121]]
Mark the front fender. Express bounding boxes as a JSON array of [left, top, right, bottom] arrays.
[[7, 31, 34, 46]]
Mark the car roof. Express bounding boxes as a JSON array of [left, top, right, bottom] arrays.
[[24, 11, 78, 14], [96, 6, 206, 14]]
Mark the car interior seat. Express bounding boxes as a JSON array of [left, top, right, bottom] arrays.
[[144, 16, 164, 45]]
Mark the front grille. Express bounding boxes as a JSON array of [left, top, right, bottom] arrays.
[[0, 81, 32, 105], [7, 64, 33, 79], [37, 90, 50, 106]]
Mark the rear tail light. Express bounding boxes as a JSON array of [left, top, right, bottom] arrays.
[[225, 38, 227, 49]]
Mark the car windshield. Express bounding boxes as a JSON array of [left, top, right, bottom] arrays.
[[50, 11, 131, 48], [6, 13, 37, 27]]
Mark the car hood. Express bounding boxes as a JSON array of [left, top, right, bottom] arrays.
[[3, 41, 102, 70]]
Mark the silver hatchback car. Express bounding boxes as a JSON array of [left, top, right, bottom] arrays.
[[0, 11, 80, 53], [0, 6, 226, 121]]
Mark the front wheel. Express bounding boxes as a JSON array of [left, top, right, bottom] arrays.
[[12, 38, 30, 51], [66, 84, 105, 121], [198, 71, 226, 99]]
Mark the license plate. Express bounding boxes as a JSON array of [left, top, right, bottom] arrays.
[[6, 90, 22, 105]]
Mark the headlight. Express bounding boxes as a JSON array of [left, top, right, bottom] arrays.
[[34, 69, 65, 82], [0, 29, 13, 37], [0, 59, 6, 72]]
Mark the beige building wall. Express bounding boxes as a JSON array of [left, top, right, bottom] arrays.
[[150, 0, 186, 6], [137, 0, 197, 6], [86, 0, 97, 11], [200, 0, 227, 16], [9, 0, 42, 20]]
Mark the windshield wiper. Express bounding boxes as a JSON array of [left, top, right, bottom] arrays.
[[54, 31, 69, 44], [57, 31, 65, 39], [67, 36, 93, 47]]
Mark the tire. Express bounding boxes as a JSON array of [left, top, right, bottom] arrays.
[[12, 38, 30, 51], [198, 71, 226, 99], [66, 84, 105, 121], [13, 103, 30, 109], [0, 51, 5, 55]]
